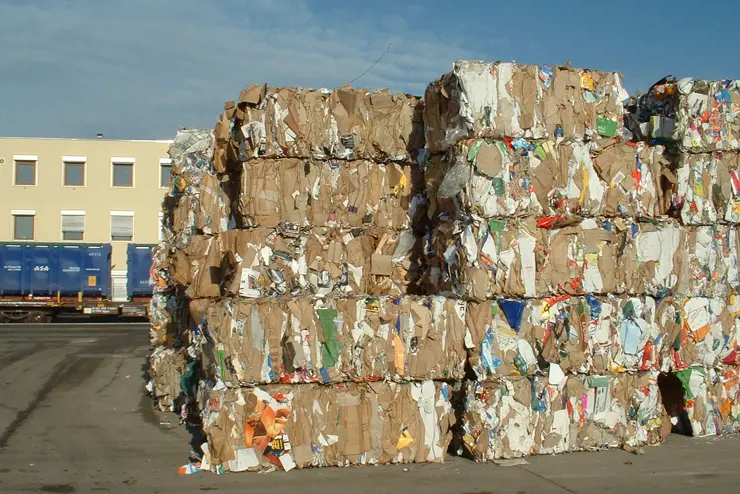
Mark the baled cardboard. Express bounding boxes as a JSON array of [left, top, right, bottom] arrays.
[[233, 158, 426, 231], [230, 85, 424, 162], [191, 296, 467, 386], [199, 380, 454, 471], [424, 61, 628, 153], [628, 78, 739, 153], [173, 227, 426, 299], [460, 372, 664, 461]]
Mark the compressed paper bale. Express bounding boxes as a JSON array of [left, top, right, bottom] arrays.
[[460, 378, 543, 460], [609, 296, 665, 373], [148, 346, 187, 412], [148, 292, 188, 346], [465, 295, 665, 380], [426, 217, 547, 300], [656, 296, 737, 371], [161, 130, 232, 246], [233, 158, 427, 231], [630, 78, 739, 153], [426, 138, 667, 222], [174, 227, 427, 300], [720, 294, 740, 366], [621, 220, 681, 297], [460, 372, 665, 462], [673, 225, 740, 298], [224, 85, 424, 163], [424, 61, 628, 153], [565, 373, 665, 452], [675, 366, 740, 437], [198, 380, 454, 472], [165, 171, 232, 242], [540, 218, 624, 296], [672, 152, 740, 225], [427, 139, 544, 220], [189, 296, 467, 386], [622, 222, 740, 298]]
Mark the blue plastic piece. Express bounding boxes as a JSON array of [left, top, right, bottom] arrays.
[[499, 298, 526, 332], [127, 244, 155, 298]]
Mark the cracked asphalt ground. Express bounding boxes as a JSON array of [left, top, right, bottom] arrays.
[[1, 323, 739, 494]]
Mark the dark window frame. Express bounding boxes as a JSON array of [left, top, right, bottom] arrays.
[[13, 214, 35, 240], [14, 160, 37, 186], [63, 161, 86, 187]]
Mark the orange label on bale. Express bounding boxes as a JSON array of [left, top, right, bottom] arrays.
[[393, 333, 405, 377], [88, 276, 97, 287]]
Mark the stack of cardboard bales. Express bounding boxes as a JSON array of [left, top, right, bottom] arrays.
[[625, 77, 740, 437], [421, 61, 682, 460], [146, 129, 221, 414], [159, 85, 465, 473], [148, 67, 740, 472]]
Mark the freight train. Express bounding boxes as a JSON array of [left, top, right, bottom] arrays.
[[0, 242, 154, 323]]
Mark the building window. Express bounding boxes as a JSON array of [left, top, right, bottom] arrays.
[[160, 160, 173, 188], [13, 214, 35, 240], [112, 159, 134, 187], [62, 212, 85, 241], [63, 158, 86, 187], [110, 212, 134, 241], [14, 160, 36, 186]]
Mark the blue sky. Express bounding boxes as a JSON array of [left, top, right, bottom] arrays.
[[1, 0, 738, 140]]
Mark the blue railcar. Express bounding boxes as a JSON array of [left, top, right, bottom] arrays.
[[0, 242, 151, 322], [127, 244, 155, 298]]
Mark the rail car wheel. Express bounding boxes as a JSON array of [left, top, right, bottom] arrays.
[[27, 311, 54, 323], [0, 311, 30, 323]]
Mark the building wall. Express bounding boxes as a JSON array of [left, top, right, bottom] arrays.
[[0, 137, 171, 270]]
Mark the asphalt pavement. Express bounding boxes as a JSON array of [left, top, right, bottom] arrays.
[[0, 323, 739, 494]]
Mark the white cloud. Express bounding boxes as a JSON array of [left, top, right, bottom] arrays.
[[0, 0, 482, 139]]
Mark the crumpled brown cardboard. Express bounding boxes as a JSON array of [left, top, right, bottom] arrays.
[[168, 227, 427, 299], [460, 372, 664, 461], [189, 296, 466, 386], [198, 380, 453, 472], [424, 61, 628, 154], [233, 158, 426, 231], [223, 85, 424, 163]]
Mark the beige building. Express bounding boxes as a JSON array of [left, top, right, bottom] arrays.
[[0, 136, 172, 299]]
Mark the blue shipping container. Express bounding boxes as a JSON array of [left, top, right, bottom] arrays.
[[127, 244, 154, 298], [0, 243, 112, 298]]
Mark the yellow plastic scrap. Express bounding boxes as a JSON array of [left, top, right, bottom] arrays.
[[393, 174, 408, 197], [396, 428, 414, 449], [581, 72, 596, 92], [579, 163, 589, 206]]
